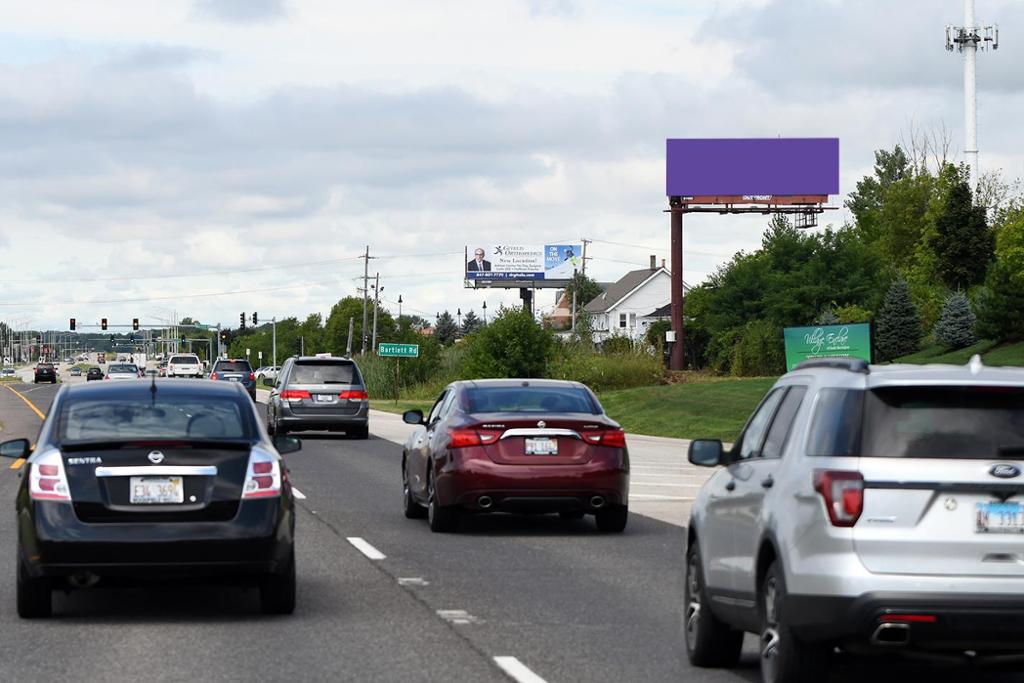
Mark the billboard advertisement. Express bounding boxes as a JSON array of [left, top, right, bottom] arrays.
[[666, 138, 839, 197], [783, 322, 872, 371], [465, 244, 583, 284]]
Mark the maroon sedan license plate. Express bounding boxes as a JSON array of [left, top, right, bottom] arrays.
[[525, 437, 558, 455]]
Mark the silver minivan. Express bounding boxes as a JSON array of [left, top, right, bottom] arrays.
[[265, 355, 369, 439], [685, 356, 1024, 682]]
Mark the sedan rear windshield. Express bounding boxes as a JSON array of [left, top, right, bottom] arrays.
[[214, 361, 251, 372], [290, 361, 358, 385], [807, 386, 1024, 459], [463, 386, 600, 414], [60, 397, 252, 443], [170, 356, 199, 364]]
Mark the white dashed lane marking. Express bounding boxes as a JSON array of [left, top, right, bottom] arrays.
[[493, 656, 548, 683], [437, 609, 479, 625], [346, 536, 386, 560], [291, 487, 307, 499]]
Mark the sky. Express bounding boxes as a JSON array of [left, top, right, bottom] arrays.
[[1, 0, 1022, 332]]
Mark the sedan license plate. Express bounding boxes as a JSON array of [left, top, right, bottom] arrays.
[[315, 394, 336, 403], [976, 501, 1024, 534], [525, 437, 558, 455], [129, 476, 184, 504]]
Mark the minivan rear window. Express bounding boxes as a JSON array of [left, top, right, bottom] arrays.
[[464, 386, 600, 414], [807, 386, 1024, 459], [60, 397, 251, 443], [170, 356, 198, 364], [290, 361, 357, 385]]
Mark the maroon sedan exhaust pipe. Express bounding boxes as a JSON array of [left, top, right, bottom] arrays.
[[590, 496, 606, 509], [478, 496, 494, 509]]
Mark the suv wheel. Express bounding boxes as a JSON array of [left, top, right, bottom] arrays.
[[684, 541, 743, 667], [427, 471, 459, 533], [759, 561, 830, 683], [402, 464, 427, 519]]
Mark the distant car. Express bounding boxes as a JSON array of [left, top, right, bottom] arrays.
[[33, 364, 57, 384], [265, 355, 368, 438], [63, 358, 73, 364], [210, 359, 257, 400], [158, 362, 168, 377], [105, 364, 139, 381], [1, 368, 16, 378], [69, 368, 82, 377], [86, 367, 103, 381], [256, 366, 280, 381], [0, 379, 299, 618], [400, 379, 629, 533], [166, 354, 203, 378]]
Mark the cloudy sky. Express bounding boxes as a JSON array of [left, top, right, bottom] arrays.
[[1, 0, 1022, 331]]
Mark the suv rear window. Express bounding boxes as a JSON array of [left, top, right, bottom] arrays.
[[807, 386, 1024, 459], [214, 361, 252, 372], [463, 386, 599, 414], [290, 361, 358, 385], [170, 355, 198, 364]]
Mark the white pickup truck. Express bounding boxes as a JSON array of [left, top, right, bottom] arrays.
[[166, 353, 203, 378]]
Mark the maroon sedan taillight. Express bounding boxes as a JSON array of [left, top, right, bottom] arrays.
[[448, 428, 502, 448], [583, 429, 626, 447]]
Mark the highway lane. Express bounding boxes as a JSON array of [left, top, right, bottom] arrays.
[[0, 378, 1022, 681]]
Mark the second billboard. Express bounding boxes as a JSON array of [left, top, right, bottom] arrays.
[[465, 244, 583, 285]]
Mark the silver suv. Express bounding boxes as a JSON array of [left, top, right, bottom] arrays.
[[684, 356, 1024, 682]]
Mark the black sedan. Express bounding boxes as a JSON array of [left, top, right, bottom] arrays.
[[0, 380, 300, 618], [86, 367, 103, 381]]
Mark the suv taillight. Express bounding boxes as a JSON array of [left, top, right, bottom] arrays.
[[281, 389, 310, 400], [242, 449, 282, 499], [210, 372, 218, 380], [339, 390, 369, 401], [249, 372, 256, 381], [29, 450, 72, 502], [813, 470, 864, 527]]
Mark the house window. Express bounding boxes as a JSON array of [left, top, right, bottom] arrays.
[[619, 313, 628, 329]]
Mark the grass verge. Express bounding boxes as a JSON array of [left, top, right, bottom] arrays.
[[895, 340, 1024, 366]]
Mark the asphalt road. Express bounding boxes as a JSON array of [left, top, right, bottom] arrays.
[[0, 374, 1022, 682]]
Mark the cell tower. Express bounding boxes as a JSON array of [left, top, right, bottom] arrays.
[[946, 0, 998, 192]]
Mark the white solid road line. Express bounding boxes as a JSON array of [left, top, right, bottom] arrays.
[[291, 487, 307, 499], [493, 656, 548, 683], [346, 536, 387, 560]]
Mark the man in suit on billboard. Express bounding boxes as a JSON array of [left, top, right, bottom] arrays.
[[467, 248, 492, 272]]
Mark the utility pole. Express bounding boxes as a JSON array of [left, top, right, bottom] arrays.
[[371, 272, 380, 353], [346, 317, 354, 356], [359, 245, 376, 355], [946, 0, 998, 192], [271, 317, 277, 368], [581, 238, 592, 276]]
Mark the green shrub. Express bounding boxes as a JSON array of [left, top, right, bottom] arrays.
[[461, 307, 556, 378], [600, 334, 636, 354], [550, 347, 663, 392], [730, 319, 785, 377]]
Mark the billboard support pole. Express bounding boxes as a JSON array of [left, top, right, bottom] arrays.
[[669, 196, 685, 372]]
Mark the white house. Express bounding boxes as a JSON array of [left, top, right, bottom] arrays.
[[582, 261, 688, 344]]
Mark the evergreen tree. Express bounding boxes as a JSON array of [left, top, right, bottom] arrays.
[[434, 311, 458, 346], [461, 309, 482, 336], [929, 167, 994, 289], [932, 291, 977, 349], [875, 280, 923, 361], [975, 261, 1024, 341]]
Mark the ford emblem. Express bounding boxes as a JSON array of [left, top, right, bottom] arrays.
[[989, 464, 1021, 479], [148, 451, 165, 464]]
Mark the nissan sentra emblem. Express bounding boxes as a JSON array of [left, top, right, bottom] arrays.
[[990, 464, 1021, 479], [148, 451, 165, 464], [537, 420, 546, 428]]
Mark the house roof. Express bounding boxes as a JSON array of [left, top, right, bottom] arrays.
[[646, 303, 672, 318], [583, 268, 668, 314]]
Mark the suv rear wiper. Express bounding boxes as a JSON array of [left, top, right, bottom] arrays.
[[320, 380, 349, 384]]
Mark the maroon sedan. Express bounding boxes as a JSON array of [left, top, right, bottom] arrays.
[[401, 379, 629, 533]]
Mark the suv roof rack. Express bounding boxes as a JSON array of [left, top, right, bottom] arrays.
[[792, 357, 870, 374]]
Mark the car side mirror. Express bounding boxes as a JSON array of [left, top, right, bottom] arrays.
[[688, 439, 724, 467], [262, 378, 274, 387], [0, 438, 30, 460], [402, 409, 425, 425], [273, 435, 302, 455]]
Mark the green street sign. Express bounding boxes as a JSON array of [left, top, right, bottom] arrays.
[[378, 343, 419, 358], [783, 322, 872, 371], [194, 324, 210, 330]]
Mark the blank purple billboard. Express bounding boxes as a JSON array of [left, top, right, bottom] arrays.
[[666, 138, 839, 197]]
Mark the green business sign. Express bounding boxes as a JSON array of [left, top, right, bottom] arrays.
[[783, 323, 872, 371], [378, 343, 419, 358]]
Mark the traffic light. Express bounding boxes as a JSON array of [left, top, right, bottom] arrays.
[[132, 318, 139, 331], [240, 312, 246, 330], [220, 331, 228, 342], [180, 335, 186, 343], [69, 318, 76, 331], [101, 318, 108, 331], [109, 335, 114, 343], [252, 312, 258, 326]]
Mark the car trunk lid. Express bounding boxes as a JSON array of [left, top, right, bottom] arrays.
[[469, 414, 618, 466]]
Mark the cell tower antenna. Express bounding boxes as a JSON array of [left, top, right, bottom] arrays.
[[946, 0, 999, 193]]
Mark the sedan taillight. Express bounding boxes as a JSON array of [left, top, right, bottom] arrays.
[[813, 470, 864, 527], [583, 429, 626, 448], [242, 449, 282, 499], [30, 450, 72, 502], [448, 428, 501, 448]]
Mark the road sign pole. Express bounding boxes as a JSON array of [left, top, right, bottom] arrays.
[[395, 357, 400, 405]]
